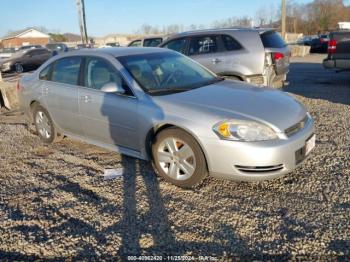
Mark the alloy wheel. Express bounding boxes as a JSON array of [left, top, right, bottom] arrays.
[[157, 137, 196, 181], [35, 111, 51, 139]]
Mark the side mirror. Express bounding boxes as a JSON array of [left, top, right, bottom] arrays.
[[101, 82, 125, 94]]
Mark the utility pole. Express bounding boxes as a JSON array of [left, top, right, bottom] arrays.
[[281, 0, 286, 40], [76, 0, 88, 45]]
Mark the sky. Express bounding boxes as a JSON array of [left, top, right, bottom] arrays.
[[0, 0, 315, 37]]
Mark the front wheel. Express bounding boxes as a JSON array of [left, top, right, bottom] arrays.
[[33, 105, 62, 143], [152, 128, 208, 188], [15, 63, 23, 73]]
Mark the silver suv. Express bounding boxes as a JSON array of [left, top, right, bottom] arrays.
[[159, 28, 290, 88]]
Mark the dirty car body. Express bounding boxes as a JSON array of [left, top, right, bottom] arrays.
[[18, 48, 314, 186]]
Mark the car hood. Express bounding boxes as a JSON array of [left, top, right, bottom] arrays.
[[153, 80, 307, 132]]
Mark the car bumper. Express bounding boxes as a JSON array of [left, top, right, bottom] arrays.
[[323, 59, 335, 69], [201, 117, 315, 181], [323, 58, 350, 70]]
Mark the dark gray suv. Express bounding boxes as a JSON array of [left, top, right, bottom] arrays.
[[160, 28, 290, 88]]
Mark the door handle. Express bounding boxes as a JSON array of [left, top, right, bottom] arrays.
[[81, 95, 91, 103], [212, 58, 222, 64]]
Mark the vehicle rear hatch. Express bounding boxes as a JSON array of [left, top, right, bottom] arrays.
[[328, 31, 350, 60], [260, 30, 290, 76]]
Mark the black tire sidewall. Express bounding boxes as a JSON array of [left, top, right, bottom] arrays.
[[152, 128, 208, 188], [33, 105, 56, 144]]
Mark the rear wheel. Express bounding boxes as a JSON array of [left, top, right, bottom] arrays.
[[32, 105, 62, 143], [152, 128, 208, 188]]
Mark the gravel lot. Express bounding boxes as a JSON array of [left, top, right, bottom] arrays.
[[0, 54, 349, 260]]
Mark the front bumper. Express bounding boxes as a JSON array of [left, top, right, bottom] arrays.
[[0, 63, 12, 72], [202, 117, 315, 181]]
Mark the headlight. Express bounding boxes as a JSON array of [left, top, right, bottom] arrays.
[[2, 62, 11, 68], [213, 119, 278, 141]]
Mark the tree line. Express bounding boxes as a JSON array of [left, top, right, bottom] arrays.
[[136, 0, 350, 35]]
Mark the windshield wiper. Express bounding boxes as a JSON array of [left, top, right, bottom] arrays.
[[147, 88, 191, 94]]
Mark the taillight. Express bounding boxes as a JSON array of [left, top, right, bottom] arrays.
[[273, 52, 284, 61], [16, 81, 23, 92], [328, 39, 337, 55]]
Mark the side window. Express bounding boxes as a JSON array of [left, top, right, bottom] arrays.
[[84, 57, 129, 92], [51, 57, 81, 85], [221, 35, 242, 51], [129, 40, 141, 47], [189, 36, 218, 55], [39, 65, 52, 81], [162, 38, 188, 54]]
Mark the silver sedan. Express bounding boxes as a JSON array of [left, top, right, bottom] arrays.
[[18, 48, 315, 188]]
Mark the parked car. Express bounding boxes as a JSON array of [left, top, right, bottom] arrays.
[[296, 35, 316, 46], [45, 43, 69, 54], [99, 42, 121, 48], [75, 44, 91, 50], [18, 48, 315, 188], [0, 48, 52, 73], [159, 28, 290, 88], [310, 34, 329, 53], [16, 45, 43, 51], [323, 30, 350, 71], [0, 48, 16, 59], [127, 36, 167, 47]]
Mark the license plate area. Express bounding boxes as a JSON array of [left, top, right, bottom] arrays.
[[306, 134, 316, 156], [295, 134, 316, 164]]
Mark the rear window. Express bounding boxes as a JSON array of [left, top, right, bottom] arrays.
[[260, 31, 286, 48], [330, 32, 350, 42]]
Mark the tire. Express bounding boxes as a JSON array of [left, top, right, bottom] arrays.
[[32, 104, 62, 143], [152, 127, 208, 188], [15, 63, 24, 73]]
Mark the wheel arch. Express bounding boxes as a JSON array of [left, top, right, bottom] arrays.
[[145, 123, 210, 171]]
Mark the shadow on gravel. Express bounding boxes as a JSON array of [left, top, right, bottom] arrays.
[[284, 62, 350, 106]]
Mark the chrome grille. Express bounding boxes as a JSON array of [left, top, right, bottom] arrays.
[[285, 115, 308, 137]]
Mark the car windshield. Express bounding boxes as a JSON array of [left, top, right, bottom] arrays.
[[118, 52, 220, 95]]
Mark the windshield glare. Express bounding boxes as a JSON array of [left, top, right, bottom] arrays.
[[118, 52, 217, 93]]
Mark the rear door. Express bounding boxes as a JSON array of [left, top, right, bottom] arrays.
[[30, 49, 51, 67], [187, 35, 226, 74], [79, 56, 139, 150], [260, 31, 290, 76], [41, 56, 83, 135]]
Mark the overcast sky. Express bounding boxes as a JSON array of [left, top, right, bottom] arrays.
[[0, 0, 320, 37]]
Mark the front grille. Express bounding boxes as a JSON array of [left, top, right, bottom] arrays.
[[285, 115, 308, 137], [235, 164, 284, 173]]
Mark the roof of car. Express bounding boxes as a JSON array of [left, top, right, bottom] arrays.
[[171, 27, 274, 37], [66, 47, 170, 57]]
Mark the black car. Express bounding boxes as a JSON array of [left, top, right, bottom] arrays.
[[0, 48, 52, 73], [310, 34, 329, 53]]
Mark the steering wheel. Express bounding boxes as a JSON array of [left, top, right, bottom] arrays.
[[161, 70, 183, 87]]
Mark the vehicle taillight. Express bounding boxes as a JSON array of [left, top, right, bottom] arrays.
[[273, 52, 284, 61], [328, 39, 337, 55], [16, 81, 23, 92]]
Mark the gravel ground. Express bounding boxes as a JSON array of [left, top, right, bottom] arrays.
[[0, 54, 349, 261]]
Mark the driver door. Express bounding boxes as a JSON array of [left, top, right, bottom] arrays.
[[78, 56, 139, 150]]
